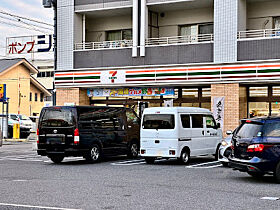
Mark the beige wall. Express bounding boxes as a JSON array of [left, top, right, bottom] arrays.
[[0, 64, 48, 117], [86, 15, 132, 42], [0, 65, 30, 115], [247, 0, 280, 30], [158, 7, 213, 37], [30, 83, 45, 116], [74, 13, 83, 43], [211, 83, 245, 137], [56, 88, 90, 106]]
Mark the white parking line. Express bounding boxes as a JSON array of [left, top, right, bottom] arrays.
[[186, 161, 222, 169], [0, 203, 82, 210]]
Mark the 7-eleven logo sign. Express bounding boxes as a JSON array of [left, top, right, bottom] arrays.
[[101, 70, 125, 84], [109, 71, 117, 83]]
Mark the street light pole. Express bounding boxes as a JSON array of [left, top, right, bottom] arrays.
[[43, 0, 57, 106]]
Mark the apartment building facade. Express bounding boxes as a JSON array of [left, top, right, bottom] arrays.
[[55, 0, 280, 135]]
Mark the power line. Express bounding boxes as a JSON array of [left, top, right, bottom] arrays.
[[0, 10, 53, 27], [0, 20, 49, 34], [0, 15, 53, 32]]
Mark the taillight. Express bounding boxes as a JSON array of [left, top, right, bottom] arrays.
[[36, 129, 39, 144], [74, 128, 79, 144], [247, 144, 272, 152]]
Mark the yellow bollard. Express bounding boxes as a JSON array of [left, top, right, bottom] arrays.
[[13, 123, 20, 139]]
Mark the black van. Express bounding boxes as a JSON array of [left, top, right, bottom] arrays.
[[37, 106, 140, 163]]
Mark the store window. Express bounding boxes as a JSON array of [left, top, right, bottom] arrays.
[[249, 87, 268, 97], [202, 88, 211, 98], [182, 88, 198, 98], [273, 86, 280, 96], [249, 102, 269, 117]]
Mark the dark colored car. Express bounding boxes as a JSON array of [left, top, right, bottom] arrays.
[[37, 106, 140, 163], [228, 117, 280, 183]]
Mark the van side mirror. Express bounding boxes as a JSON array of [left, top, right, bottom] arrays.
[[226, 130, 232, 135]]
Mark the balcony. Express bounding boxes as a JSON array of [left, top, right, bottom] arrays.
[[145, 34, 213, 46], [75, 39, 133, 50], [74, 34, 213, 69], [238, 28, 280, 61], [75, 0, 132, 12]]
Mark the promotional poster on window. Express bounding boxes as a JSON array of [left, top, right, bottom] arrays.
[[87, 87, 175, 97]]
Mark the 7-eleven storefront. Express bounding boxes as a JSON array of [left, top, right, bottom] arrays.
[[55, 62, 280, 136]]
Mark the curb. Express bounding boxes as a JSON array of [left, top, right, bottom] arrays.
[[3, 138, 28, 142]]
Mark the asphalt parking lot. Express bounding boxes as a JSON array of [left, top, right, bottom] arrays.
[[0, 142, 279, 210]]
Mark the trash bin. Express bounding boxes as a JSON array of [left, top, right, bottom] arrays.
[[13, 123, 20, 139]]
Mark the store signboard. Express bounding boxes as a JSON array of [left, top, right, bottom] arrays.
[[0, 84, 7, 102], [87, 87, 174, 97], [100, 70, 126, 84], [7, 34, 53, 54], [213, 97, 225, 130]]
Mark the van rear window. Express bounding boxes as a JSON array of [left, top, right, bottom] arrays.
[[41, 108, 76, 127], [142, 114, 175, 129]]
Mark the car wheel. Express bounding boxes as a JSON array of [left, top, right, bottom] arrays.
[[180, 149, 190, 164], [145, 157, 155, 164], [85, 144, 101, 163], [273, 162, 280, 183], [49, 155, 64, 164], [127, 142, 138, 158], [247, 171, 265, 178], [214, 145, 221, 160]]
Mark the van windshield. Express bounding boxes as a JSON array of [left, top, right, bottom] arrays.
[[41, 108, 76, 127], [142, 114, 175, 129]]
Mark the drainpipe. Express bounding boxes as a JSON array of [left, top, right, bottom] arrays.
[[82, 14, 86, 49], [140, 0, 146, 57], [132, 0, 138, 57]]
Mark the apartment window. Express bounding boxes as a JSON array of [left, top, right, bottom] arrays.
[[35, 93, 38, 102], [180, 23, 213, 36], [106, 29, 132, 41], [30, 93, 32, 101], [40, 93, 44, 102], [274, 17, 280, 29]]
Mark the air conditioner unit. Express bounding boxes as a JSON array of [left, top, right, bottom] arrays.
[[42, 0, 52, 8]]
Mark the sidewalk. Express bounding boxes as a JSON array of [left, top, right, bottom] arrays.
[[2, 133, 37, 144]]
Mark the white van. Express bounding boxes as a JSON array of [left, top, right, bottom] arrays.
[[140, 107, 222, 164]]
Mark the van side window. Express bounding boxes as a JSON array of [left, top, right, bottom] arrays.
[[191, 114, 203, 128], [206, 115, 216, 128], [181, 115, 190, 128]]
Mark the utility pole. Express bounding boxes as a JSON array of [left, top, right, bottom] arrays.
[[43, 0, 57, 106]]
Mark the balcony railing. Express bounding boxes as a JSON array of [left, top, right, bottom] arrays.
[[74, 40, 133, 50], [145, 34, 214, 46], [237, 28, 280, 40]]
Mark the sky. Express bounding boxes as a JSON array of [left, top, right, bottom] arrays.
[[0, 0, 54, 60]]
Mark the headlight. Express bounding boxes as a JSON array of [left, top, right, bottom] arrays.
[[221, 140, 228, 146]]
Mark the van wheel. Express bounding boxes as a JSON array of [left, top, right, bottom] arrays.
[[214, 144, 221, 160], [145, 157, 155, 164], [127, 142, 138, 158], [247, 171, 264, 178], [49, 155, 64, 164], [85, 144, 101, 163], [180, 149, 190, 164], [273, 162, 280, 183]]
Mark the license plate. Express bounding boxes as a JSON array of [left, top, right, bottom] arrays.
[[47, 137, 64, 144]]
